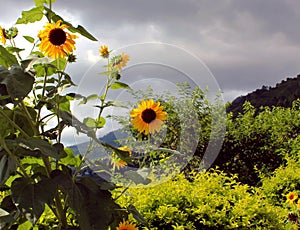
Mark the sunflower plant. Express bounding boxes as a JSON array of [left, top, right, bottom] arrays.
[[0, 0, 151, 229]]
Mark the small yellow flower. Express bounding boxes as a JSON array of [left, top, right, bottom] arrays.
[[297, 199, 300, 210], [99, 45, 109, 58], [130, 99, 167, 135], [286, 192, 298, 204], [38, 20, 78, 59], [113, 52, 130, 71], [112, 146, 132, 170], [0, 26, 6, 45], [116, 220, 138, 230]]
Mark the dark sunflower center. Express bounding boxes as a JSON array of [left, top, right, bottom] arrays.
[[49, 28, 67, 46], [141, 109, 156, 123]]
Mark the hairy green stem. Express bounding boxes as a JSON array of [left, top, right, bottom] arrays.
[[20, 101, 38, 136]]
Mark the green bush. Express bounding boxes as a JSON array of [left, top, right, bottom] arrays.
[[116, 170, 286, 229], [260, 137, 300, 206], [215, 101, 300, 185]]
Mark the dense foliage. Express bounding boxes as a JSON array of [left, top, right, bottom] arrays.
[[116, 171, 287, 229], [215, 100, 300, 185]]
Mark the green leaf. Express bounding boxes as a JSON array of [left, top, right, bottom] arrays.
[[75, 180, 127, 230], [34, 0, 56, 6], [6, 47, 25, 54], [83, 116, 106, 128], [11, 178, 44, 224], [52, 57, 67, 71], [56, 95, 71, 113], [18, 137, 60, 160], [23, 36, 35, 43], [0, 65, 34, 101], [68, 25, 98, 41], [0, 155, 17, 186], [83, 117, 97, 128], [44, 7, 98, 41], [78, 94, 99, 105], [16, 7, 44, 24], [0, 45, 18, 68], [96, 117, 106, 128], [17, 220, 33, 230], [56, 110, 94, 136], [60, 148, 81, 167], [110, 81, 130, 90]]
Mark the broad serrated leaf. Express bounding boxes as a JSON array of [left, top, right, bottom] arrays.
[[18, 137, 60, 160], [0, 65, 34, 101], [16, 7, 44, 24], [110, 81, 130, 90], [75, 180, 127, 230], [23, 36, 35, 43], [0, 45, 18, 68], [11, 178, 44, 224]]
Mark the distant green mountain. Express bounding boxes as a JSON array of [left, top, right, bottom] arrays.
[[226, 75, 300, 116], [69, 130, 125, 155]]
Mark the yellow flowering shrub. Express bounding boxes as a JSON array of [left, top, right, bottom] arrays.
[[116, 170, 286, 229]]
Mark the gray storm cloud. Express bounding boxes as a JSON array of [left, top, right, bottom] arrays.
[[2, 0, 300, 102]]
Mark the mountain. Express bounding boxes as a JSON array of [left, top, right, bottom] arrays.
[[226, 75, 300, 117], [69, 130, 125, 155]]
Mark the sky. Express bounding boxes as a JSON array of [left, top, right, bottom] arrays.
[[2, 0, 300, 101], [1, 0, 300, 145]]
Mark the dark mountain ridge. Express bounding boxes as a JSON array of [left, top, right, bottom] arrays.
[[227, 75, 300, 116]]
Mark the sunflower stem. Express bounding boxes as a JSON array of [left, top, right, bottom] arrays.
[[49, 0, 52, 23], [73, 58, 112, 178], [56, 58, 62, 143], [37, 68, 48, 127], [20, 101, 38, 136]]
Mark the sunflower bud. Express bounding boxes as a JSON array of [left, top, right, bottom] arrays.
[[67, 53, 77, 63], [5, 27, 18, 39]]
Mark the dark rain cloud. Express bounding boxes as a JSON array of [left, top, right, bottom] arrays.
[[2, 0, 300, 101]]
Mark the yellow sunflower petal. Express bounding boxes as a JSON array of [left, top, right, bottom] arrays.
[[38, 20, 77, 59], [130, 99, 167, 134]]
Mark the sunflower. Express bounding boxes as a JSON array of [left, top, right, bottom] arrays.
[[38, 20, 78, 59], [99, 45, 109, 58], [286, 192, 298, 204], [116, 220, 138, 230], [130, 99, 167, 135], [113, 52, 130, 71], [112, 146, 132, 170], [0, 26, 6, 45]]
